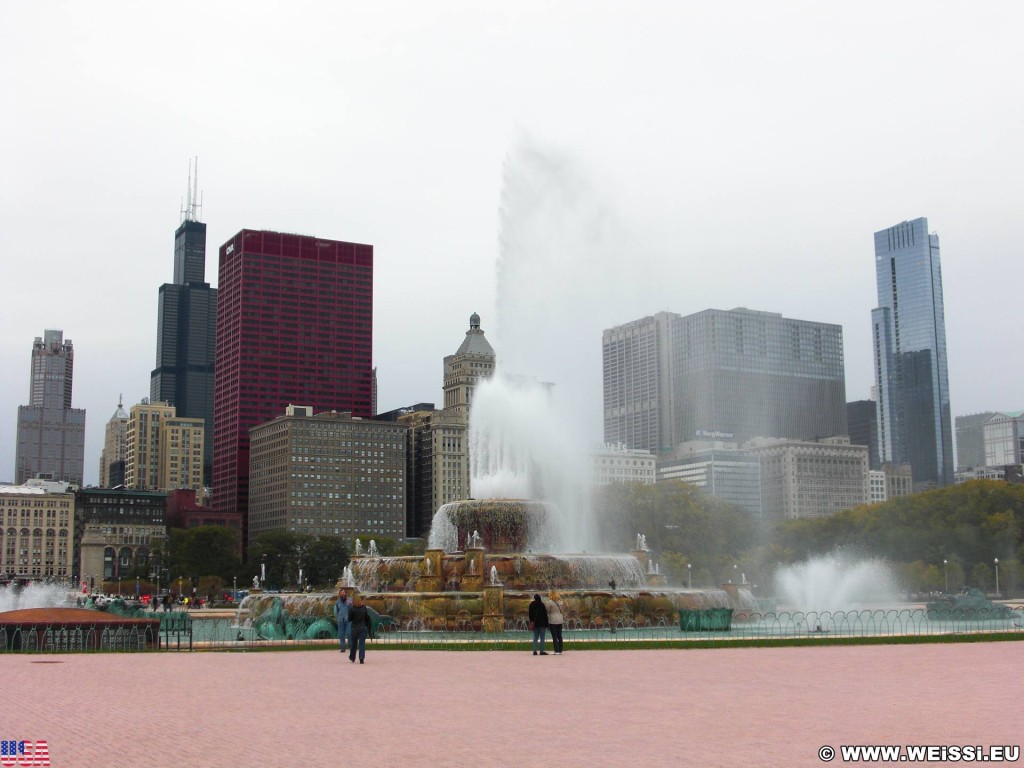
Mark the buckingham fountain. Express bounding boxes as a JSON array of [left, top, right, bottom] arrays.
[[241, 372, 754, 639]]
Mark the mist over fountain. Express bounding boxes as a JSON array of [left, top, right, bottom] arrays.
[[0, 582, 74, 612], [774, 553, 902, 613], [425, 371, 596, 554]]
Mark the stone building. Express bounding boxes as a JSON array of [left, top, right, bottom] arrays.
[[746, 436, 869, 520], [0, 481, 74, 582], [76, 488, 168, 589], [248, 406, 407, 547], [592, 444, 656, 485]]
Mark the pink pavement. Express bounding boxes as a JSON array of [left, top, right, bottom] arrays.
[[4, 642, 1021, 767]]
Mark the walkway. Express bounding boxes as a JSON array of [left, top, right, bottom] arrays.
[[4, 642, 1020, 767]]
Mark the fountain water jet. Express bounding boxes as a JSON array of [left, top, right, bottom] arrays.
[[775, 554, 902, 613]]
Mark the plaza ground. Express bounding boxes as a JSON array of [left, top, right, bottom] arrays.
[[4, 641, 1021, 767]]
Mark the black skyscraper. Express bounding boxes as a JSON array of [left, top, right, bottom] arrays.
[[150, 167, 216, 485]]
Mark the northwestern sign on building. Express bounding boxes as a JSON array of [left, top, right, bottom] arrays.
[[871, 218, 953, 487]]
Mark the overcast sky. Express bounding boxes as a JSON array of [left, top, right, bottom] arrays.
[[3, 2, 1022, 486]]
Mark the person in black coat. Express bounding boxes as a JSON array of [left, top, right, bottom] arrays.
[[528, 593, 549, 655], [348, 594, 372, 664]]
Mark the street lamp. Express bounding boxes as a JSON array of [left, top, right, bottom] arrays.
[[994, 558, 1000, 597], [943, 559, 948, 593], [687, 562, 692, 589], [733, 564, 738, 583]]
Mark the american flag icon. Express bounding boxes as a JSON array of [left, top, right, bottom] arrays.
[[0, 740, 50, 767]]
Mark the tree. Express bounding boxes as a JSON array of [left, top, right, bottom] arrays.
[[249, 530, 312, 590], [168, 526, 242, 582], [592, 481, 762, 586], [304, 536, 349, 588]]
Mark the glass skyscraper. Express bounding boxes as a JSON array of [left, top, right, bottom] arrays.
[[212, 230, 374, 547], [150, 187, 217, 486], [872, 217, 953, 487], [603, 307, 848, 453]]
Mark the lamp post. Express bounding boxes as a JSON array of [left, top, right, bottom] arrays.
[[994, 558, 1000, 598], [943, 559, 948, 593], [733, 564, 738, 583], [687, 563, 692, 589], [233, 576, 237, 602]]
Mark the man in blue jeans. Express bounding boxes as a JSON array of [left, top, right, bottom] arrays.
[[334, 589, 351, 653], [528, 593, 549, 655]]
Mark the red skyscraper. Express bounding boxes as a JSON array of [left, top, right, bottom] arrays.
[[212, 230, 374, 542]]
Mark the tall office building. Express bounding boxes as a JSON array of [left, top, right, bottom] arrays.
[[847, 399, 880, 470], [602, 312, 676, 453], [98, 396, 129, 487], [15, 330, 86, 485], [955, 412, 997, 470], [125, 401, 176, 491], [872, 218, 953, 487], [150, 165, 217, 486], [603, 308, 847, 454], [212, 230, 373, 543], [249, 405, 407, 546]]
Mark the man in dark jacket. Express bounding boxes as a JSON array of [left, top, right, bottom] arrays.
[[348, 594, 372, 664], [528, 593, 549, 656]]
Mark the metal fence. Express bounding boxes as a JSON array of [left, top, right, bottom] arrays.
[[2, 606, 1021, 653]]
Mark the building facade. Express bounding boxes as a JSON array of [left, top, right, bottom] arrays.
[[603, 308, 847, 454], [872, 218, 954, 487], [955, 465, 1024, 484], [248, 406, 406, 546], [592, 445, 657, 485], [955, 412, 997, 471], [746, 436, 869, 521], [443, 313, 496, 414], [0, 482, 74, 581], [656, 442, 762, 518], [124, 401, 176, 491], [399, 408, 470, 540], [158, 416, 206, 494], [602, 312, 676, 454], [99, 396, 129, 487], [882, 463, 914, 500], [983, 411, 1024, 467], [847, 399, 880, 470], [15, 330, 86, 485], [150, 206, 218, 487], [76, 488, 168, 589], [213, 230, 374, 545]]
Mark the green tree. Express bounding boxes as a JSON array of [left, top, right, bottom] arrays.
[[249, 530, 312, 589], [593, 481, 761, 586], [168, 526, 242, 582], [304, 536, 350, 588]]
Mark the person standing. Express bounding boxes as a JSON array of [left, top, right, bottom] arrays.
[[544, 590, 565, 655], [334, 589, 352, 653], [528, 594, 549, 656], [348, 594, 371, 664]]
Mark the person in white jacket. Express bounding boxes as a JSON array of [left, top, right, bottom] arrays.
[[544, 590, 565, 655]]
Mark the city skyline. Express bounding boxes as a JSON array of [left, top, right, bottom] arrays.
[[4, 4, 1024, 485]]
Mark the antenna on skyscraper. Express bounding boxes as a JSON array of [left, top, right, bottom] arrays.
[[180, 157, 203, 223]]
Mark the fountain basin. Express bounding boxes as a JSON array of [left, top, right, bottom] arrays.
[[0, 607, 161, 651]]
